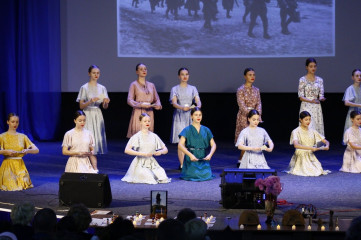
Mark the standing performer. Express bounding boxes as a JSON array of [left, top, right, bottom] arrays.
[[341, 110, 361, 173], [62, 111, 97, 174], [127, 63, 162, 138], [343, 69, 361, 138], [235, 67, 262, 167], [178, 107, 216, 181], [0, 113, 39, 191], [170, 67, 201, 170], [122, 113, 170, 184], [77, 65, 109, 172], [287, 111, 330, 176], [236, 110, 273, 169], [298, 58, 325, 136]]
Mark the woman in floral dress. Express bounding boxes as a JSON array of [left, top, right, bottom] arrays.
[[235, 68, 262, 166], [298, 58, 326, 135]]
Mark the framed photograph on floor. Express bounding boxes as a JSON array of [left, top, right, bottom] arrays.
[[150, 190, 167, 218]]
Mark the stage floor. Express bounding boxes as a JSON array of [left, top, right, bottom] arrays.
[[1, 140, 360, 230]]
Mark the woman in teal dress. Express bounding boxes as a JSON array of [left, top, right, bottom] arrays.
[[178, 107, 216, 181]]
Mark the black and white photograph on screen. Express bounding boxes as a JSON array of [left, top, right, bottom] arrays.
[[117, 0, 334, 57]]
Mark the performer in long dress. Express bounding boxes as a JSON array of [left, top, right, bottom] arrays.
[[127, 63, 162, 138], [235, 67, 262, 166], [236, 110, 273, 169], [287, 111, 330, 176], [341, 110, 361, 173], [178, 107, 216, 181], [170, 67, 201, 170], [122, 113, 170, 184], [62, 111, 97, 174], [298, 58, 325, 135], [77, 65, 110, 172], [0, 113, 39, 191], [343, 69, 361, 139]]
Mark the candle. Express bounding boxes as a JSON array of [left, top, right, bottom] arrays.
[[276, 225, 281, 230], [335, 226, 339, 231], [239, 224, 244, 230], [206, 218, 211, 224], [133, 220, 136, 226], [156, 220, 160, 227], [321, 226, 325, 231], [307, 225, 312, 231], [210, 215, 214, 220], [139, 214, 143, 219], [160, 217, 164, 222], [292, 225, 296, 230], [257, 224, 261, 230]]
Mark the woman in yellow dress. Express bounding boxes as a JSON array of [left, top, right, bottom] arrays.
[[0, 113, 39, 191]]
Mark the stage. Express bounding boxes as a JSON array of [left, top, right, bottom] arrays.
[[0, 139, 360, 233]]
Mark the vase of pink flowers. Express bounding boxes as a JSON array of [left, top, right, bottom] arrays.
[[255, 176, 282, 224]]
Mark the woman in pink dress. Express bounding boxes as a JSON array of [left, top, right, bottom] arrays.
[[235, 68, 262, 166], [62, 110, 97, 173], [127, 63, 162, 138]]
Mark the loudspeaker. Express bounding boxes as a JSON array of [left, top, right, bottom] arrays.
[[59, 173, 112, 208], [219, 168, 277, 209]]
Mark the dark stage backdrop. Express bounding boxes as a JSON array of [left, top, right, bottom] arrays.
[[60, 92, 346, 144], [0, 0, 61, 139]]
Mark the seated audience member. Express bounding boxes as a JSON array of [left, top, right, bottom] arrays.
[[66, 204, 98, 240], [177, 208, 197, 224], [157, 219, 185, 240], [184, 218, 209, 240], [10, 203, 35, 240], [32, 208, 57, 240], [345, 216, 361, 240]]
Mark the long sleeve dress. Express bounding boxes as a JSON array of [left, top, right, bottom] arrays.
[[0, 132, 34, 191], [179, 125, 215, 181], [287, 126, 330, 176], [77, 83, 108, 154], [121, 131, 170, 184], [127, 81, 162, 138], [340, 127, 361, 173], [298, 76, 325, 135], [169, 84, 200, 143], [342, 85, 361, 138], [235, 127, 271, 169], [62, 128, 97, 173], [235, 84, 262, 143]]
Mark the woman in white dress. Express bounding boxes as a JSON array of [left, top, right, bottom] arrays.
[[236, 110, 273, 169], [77, 65, 110, 172], [170, 67, 201, 169], [62, 111, 97, 174], [341, 110, 361, 173], [298, 58, 326, 135], [122, 113, 171, 184], [287, 111, 330, 176], [343, 69, 361, 138]]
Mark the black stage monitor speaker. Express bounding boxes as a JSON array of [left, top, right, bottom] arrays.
[[220, 168, 277, 209], [59, 173, 112, 208]]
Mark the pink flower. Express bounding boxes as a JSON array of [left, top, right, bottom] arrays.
[[254, 176, 282, 196]]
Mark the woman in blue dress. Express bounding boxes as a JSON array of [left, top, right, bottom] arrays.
[[170, 67, 201, 170], [343, 69, 361, 139], [235, 110, 274, 169], [178, 107, 216, 181]]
